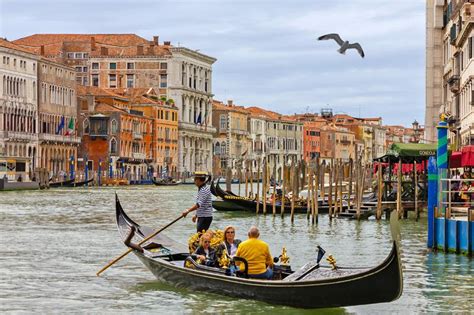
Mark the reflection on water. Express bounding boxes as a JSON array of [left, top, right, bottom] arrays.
[[0, 185, 473, 313]]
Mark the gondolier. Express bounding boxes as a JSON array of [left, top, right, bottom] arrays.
[[182, 171, 213, 232]]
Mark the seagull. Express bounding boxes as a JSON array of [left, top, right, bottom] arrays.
[[318, 33, 365, 58]]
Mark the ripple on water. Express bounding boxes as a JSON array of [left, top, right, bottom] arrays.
[[0, 185, 473, 313]]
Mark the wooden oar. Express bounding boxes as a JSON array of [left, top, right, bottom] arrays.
[[96, 214, 184, 276]]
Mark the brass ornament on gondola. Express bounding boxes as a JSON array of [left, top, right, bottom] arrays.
[[326, 255, 337, 270], [280, 247, 290, 265]]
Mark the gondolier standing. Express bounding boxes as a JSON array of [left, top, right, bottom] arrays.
[[182, 172, 213, 232]]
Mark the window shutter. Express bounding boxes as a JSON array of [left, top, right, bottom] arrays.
[[470, 37, 473, 59]]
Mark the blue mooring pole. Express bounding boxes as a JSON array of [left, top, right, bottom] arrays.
[[437, 121, 449, 252], [427, 156, 438, 249]]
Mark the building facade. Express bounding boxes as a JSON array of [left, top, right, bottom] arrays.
[[37, 58, 80, 177], [167, 47, 216, 177], [0, 39, 38, 181], [14, 34, 217, 176], [426, 0, 474, 147], [212, 100, 250, 175], [77, 87, 153, 180]]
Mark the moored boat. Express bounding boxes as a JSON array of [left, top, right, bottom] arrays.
[[115, 195, 403, 308], [152, 178, 181, 186], [49, 178, 75, 187], [66, 178, 94, 187]]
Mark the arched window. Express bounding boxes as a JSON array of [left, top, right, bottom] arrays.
[[110, 138, 117, 154], [215, 142, 220, 155], [111, 119, 118, 134], [221, 141, 226, 156], [83, 119, 89, 134]]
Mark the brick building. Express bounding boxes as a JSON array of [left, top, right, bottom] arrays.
[[77, 87, 153, 180]]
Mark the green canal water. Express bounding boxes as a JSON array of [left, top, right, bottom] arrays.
[[0, 185, 473, 313]]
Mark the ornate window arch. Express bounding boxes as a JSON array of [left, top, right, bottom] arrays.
[[83, 119, 89, 134], [111, 119, 118, 134], [215, 142, 221, 155], [110, 138, 117, 154]]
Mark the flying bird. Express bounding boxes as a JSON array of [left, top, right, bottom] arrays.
[[318, 33, 365, 58]]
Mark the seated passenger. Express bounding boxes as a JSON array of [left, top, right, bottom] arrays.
[[193, 232, 217, 267], [222, 225, 241, 257], [235, 226, 273, 280]]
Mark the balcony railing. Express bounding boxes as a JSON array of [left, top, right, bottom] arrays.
[[133, 132, 143, 140], [39, 133, 81, 144], [133, 152, 146, 159], [5, 131, 37, 141]]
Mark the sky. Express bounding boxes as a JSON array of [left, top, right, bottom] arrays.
[[0, 0, 425, 127]]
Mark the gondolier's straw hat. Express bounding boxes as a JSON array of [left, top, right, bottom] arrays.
[[193, 171, 208, 179]]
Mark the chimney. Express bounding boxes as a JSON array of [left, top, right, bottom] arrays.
[[40, 45, 45, 56], [163, 41, 171, 46], [153, 36, 159, 45], [91, 36, 96, 51], [227, 100, 233, 107], [137, 45, 144, 55], [100, 46, 108, 56]]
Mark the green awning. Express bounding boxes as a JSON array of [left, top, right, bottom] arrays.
[[374, 143, 437, 163], [387, 143, 437, 158]]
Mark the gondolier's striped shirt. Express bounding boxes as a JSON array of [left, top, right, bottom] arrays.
[[196, 184, 213, 217]]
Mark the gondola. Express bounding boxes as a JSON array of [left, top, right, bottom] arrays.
[[49, 178, 75, 187], [211, 180, 336, 214], [152, 178, 181, 186], [116, 195, 403, 309], [64, 178, 94, 187]]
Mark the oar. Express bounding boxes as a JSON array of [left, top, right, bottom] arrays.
[[96, 214, 184, 276]]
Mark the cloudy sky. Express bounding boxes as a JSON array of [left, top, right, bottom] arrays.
[[0, 0, 425, 126]]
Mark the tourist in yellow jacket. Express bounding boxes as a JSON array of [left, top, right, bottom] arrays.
[[235, 226, 273, 279]]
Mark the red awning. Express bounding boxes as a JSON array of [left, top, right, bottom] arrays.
[[461, 145, 474, 167], [450, 151, 462, 168]]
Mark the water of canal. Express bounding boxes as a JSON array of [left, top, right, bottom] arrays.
[[0, 185, 473, 313]]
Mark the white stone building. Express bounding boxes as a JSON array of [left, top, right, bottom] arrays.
[[426, 0, 474, 147], [168, 47, 217, 176], [0, 39, 38, 181]]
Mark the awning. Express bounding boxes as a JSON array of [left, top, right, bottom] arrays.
[[387, 143, 437, 158], [461, 145, 474, 167], [450, 151, 462, 168], [374, 143, 437, 163]]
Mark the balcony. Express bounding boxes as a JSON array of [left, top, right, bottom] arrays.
[[39, 133, 81, 144], [231, 128, 248, 136], [340, 139, 352, 145], [6, 131, 37, 142], [447, 74, 460, 93], [133, 132, 143, 140], [133, 152, 146, 159]]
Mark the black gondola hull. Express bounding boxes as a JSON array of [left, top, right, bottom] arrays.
[[134, 241, 401, 309], [116, 195, 403, 309]]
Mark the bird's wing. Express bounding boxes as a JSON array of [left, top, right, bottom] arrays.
[[347, 43, 365, 58], [318, 33, 344, 46]]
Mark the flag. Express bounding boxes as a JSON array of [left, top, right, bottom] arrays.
[[195, 112, 202, 125], [56, 116, 65, 135], [65, 118, 74, 136]]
